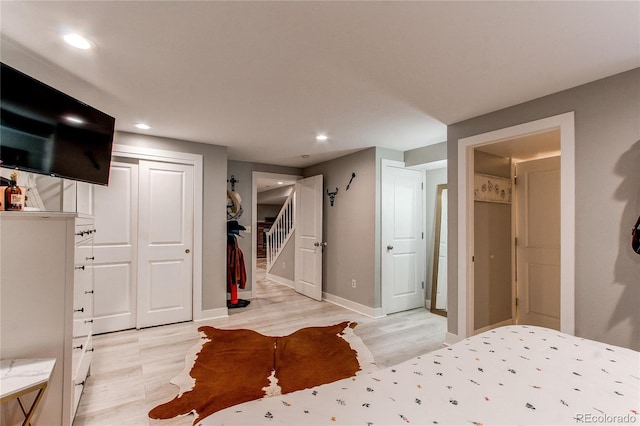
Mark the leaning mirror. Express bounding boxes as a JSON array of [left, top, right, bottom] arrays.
[[430, 184, 447, 317]]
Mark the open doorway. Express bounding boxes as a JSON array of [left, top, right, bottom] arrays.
[[456, 112, 575, 340], [251, 172, 301, 298], [473, 131, 561, 333]]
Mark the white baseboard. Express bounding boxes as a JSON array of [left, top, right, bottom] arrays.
[[322, 292, 386, 319], [194, 307, 228, 322], [266, 273, 295, 289], [238, 290, 252, 300], [445, 332, 461, 346], [473, 318, 514, 335]]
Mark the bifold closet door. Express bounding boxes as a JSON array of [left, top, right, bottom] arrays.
[[92, 162, 139, 334], [137, 160, 194, 328]]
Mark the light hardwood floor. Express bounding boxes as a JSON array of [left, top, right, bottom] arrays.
[[74, 267, 446, 425]]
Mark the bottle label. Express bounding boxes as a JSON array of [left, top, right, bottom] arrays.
[[10, 194, 22, 205]]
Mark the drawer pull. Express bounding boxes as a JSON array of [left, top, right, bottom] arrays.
[[75, 231, 86, 237], [73, 344, 84, 350], [75, 265, 85, 271], [85, 290, 94, 294], [76, 381, 85, 386], [84, 319, 94, 324], [74, 307, 84, 313], [87, 348, 95, 352], [86, 256, 95, 261]]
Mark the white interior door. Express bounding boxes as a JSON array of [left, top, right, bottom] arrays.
[[515, 156, 561, 330], [382, 161, 425, 314], [294, 175, 323, 301], [138, 160, 194, 328], [92, 162, 139, 333]]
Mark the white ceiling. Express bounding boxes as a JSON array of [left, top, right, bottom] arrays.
[[476, 130, 560, 163], [1, 1, 638, 168]]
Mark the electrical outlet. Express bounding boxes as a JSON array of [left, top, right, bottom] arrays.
[[351, 279, 356, 288]]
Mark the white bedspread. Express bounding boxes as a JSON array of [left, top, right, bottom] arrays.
[[200, 325, 639, 425]]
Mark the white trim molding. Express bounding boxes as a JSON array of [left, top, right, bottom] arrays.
[[194, 307, 229, 322], [456, 112, 575, 339], [266, 274, 295, 289], [323, 292, 386, 319]]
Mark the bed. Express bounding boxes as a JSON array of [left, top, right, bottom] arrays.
[[200, 325, 639, 425]]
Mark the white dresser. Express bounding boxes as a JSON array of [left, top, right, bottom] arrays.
[[0, 212, 95, 425]]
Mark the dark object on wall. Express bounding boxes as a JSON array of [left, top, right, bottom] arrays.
[[326, 187, 338, 206], [227, 220, 246, 233], [0, 63, 115, 185], [346, 172, 356, 190], [227, 221, 250, 309], [632, 215, 640, 255], [227, 175, 239, 191]]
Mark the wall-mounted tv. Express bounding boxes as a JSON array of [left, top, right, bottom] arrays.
[[0, 62, 115, 185]]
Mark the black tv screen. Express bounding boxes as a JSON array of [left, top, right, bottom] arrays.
[[0, 63, 115, 185]]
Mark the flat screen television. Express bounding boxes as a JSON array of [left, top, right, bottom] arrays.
[[0, 62, 115, 185]]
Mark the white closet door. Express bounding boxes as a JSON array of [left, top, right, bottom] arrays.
[[137, 160, 194, 328], [92, 162, 139, 334], [515, 156, 561, 330]]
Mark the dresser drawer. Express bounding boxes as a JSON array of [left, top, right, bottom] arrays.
[[72, 333, 93, 416], [75, 217, 96, 246]]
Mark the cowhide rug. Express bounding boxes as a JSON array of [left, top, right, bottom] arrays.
[[149, 321, 375, 424]]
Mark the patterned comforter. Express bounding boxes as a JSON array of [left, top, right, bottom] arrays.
[[200, 325, 639, 425]]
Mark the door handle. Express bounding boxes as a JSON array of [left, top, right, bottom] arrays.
[[387, 245, 394, 250], [185, 249, 191, 254], [314, 242, 328, 247], [314, 242, 320, 247]]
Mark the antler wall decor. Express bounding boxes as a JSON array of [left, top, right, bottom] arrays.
[[326, 187, 338, 206]]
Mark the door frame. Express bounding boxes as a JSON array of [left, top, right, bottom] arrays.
[[456, 112, 575, 341], [112, 144, 205, 320]]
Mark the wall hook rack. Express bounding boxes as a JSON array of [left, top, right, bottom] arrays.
[[346, 172, 356, 190], [326, 187, 339, 206]]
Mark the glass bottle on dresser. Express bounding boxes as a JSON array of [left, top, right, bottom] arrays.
[[4, 171, 23, 211]]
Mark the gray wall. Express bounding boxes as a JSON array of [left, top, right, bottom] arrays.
[[227, 161, 302, 291], [405, 141, 447, 167], [304, 147, 403, 308], [115, 131, 228, 312], [257, 204, 282, 221], [304, 148, 378, 307], [269, 230, 295, 282], [447, 68, 640, 350]]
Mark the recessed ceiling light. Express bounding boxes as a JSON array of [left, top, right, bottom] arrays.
[[134, 123, 151, 130], [315, 134, 328, 141], [277, 181, 284, 185], [63, 33, 93, 50], [301, 154, 310, 159]]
